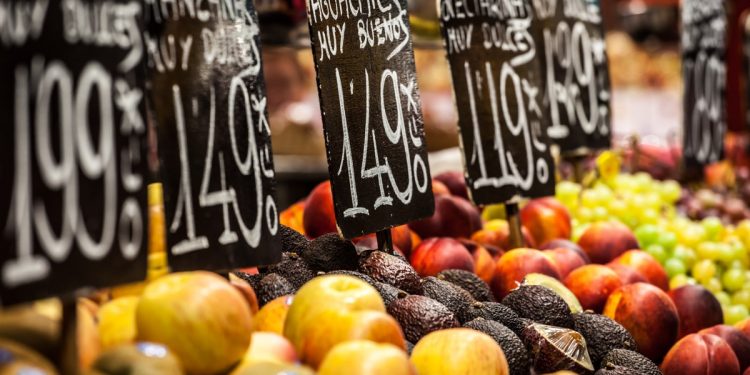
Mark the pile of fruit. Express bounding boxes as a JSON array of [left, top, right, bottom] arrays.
[[3, 170, 750, 374]]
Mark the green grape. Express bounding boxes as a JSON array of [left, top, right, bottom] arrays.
[[723, 269, 747, 292], [581, 190, 604, 208], [593, 206, 609, 222], [717, 243, 737, 265], [692, 259, 718, 282], [702, 217, 724, 241], [664, 258, 687, 278], [556, 181, 581, 201], [634, 224, 660, 248], [660, 180, 682, 203], [678, 225, 707, 248], [732, 290, 750, 309], [669, 274, 692, 289], [703, 277, 723, 293], [672, 245, 697, 269], [638, 208, 660, 225], [724, 304, 750, 325], [657, 232, 678, 252], [715, 291, 732, 307], [577, 206, 594, 223], [697, 242, 722, 261], [645, 244, 668, 264], [608, 200, 628, 218]]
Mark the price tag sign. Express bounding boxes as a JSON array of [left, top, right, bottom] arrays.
[[681, 0, 726, 168], [146, 1, 281, 270], [305, 0, 435, 238], [533, 0, 612, 154], [0, 0, 149, 305], [438, 2, 556, 205]]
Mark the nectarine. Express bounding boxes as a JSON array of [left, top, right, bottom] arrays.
[[491, 248, 561, 300], [564, 265, 622, 313], [661, 333, 740, 375], [578, 222, 639, 264]]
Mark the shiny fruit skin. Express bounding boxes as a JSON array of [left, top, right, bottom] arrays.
[[669, 285, 724, 338], [410, 238, 475, 277], [318, 340, 416, 375], [491, 248, 561, 300], [564, 265, 622, 313], [520, 197, 572, 246], [577, 222, 639, 264], [661, 333, 740, 375], [302, 181, 336, 238], [410, 328, 509, 375]]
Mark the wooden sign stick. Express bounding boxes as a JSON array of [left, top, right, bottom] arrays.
[[505, 203, 524, 249], [376, 230, 395, 255], [59, 298, 78, 375]]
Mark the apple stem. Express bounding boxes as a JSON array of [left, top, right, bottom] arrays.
[[376, 229, 394, 254], [505, 203, 525, 249]]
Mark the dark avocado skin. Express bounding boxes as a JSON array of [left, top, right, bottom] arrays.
[[463, 302, 525, 335], [302, 234, 359, 271], [387, 295, 459, 343], [464, 318, 530, 375], [257, 273, 295, 306], [437, 269, 494, 302], [421, 277, 476, 323], [502, 285, 575, 329], [573, 312, 638, 366], [266, 253, 317, 290], [359, 250, 423, 294], [278, 224, 309, 254], [594, 364, 643, 375], [600, 349, 662, 375]]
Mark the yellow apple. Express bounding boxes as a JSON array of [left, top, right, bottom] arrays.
[[240, 332, 297, 366], [411, 328, 509, 375], [231, 361, 314, 375], [283, 275, 405, 368], [319, 340, 416, 375], [98, 296, 139, 350], [253, 295, 294, 334], [136, 271, 253, 374]]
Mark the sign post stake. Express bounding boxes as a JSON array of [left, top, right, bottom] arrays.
[[505, 203, 524, 249], [59, 297, 79, 375], [376, 230, 395, 254]]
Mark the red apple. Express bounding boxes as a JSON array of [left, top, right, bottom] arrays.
[[564, 265, 622, 313], [661, 333, 740, 375], [604, 283, 679, 362], [606, 263, 648, 285], [669, 285, 724, 338], [409, 195, 481, 239], [302, 181, 337, 238], [410, 238, 475, 277], [521, 197, 572, 245], [577, 222, 639, 264], [609, 250, 669, 291], [434, 171, 469, 200], [491, 248, 561, 299], [700, 325, 750, 371], [543, 247, 589, 278]]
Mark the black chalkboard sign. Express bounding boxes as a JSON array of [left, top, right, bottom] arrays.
[[438, 1, 556, 205], [146, 1, 281, 271], [305, 0, 435, 238], [0, 0, 149, 305], [532, 0, 612, 154], [680, 0, 726, 168]]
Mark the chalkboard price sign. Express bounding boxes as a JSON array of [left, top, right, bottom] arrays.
[[532, 0, 612, 154], [439, 1, 556, 205], [306, 0, 435, 238], [0, 0, 149, 305], [146, 0, 281, 271], [681, 0, 726, 168]]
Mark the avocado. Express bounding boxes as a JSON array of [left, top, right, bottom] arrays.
[[464, 318, 530, 375], [437, 269, 494, 302], [573, 312, 638, 366], [594, 364, 643, 375], [600, 349, 661, 375], [359, 250, 423, 294], [374, 281, 407, 307], [302, 233, 359, 271], [502, 285, 575, 329], [387, 295, 459, 343], [265, 252, 316, 290], [90, 342, 183, 375], [405, 341, 415, 356], [521, 323, 594, 374], [327, 270, 378, 286], [232, 271, 264, 291], [257, 273, 295, 306], [279, 224, 309, 255], [421, 277, 476, 323], [462, 302, 525, 335]]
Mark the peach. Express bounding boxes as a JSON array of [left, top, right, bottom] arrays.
[[736, 319, 750, 338], [521, 197, 572, 245], [432, 180, 451, 196], [491, 248, 561, 299], [434, 171, 469, 200], [280, 200, 306, 236], [609, 250, 669, 291], [410, 238, 475, 277], [607, 264, 648, 285], [540, 239, 588, 259], [564, 265, 622, 313], [459, 239, 499, 283], [604, 283, 679, 362], [543, 247, 589, 278], [409, 195, 481, 239], [700, 325, 750, 371], [577, 222, 639, 264], [661, 333, 740, 375], [471, 221, 536, 251], [253, 295, 294, 335], [302, 181, 337, 238], [669, 285, 723, 338]]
